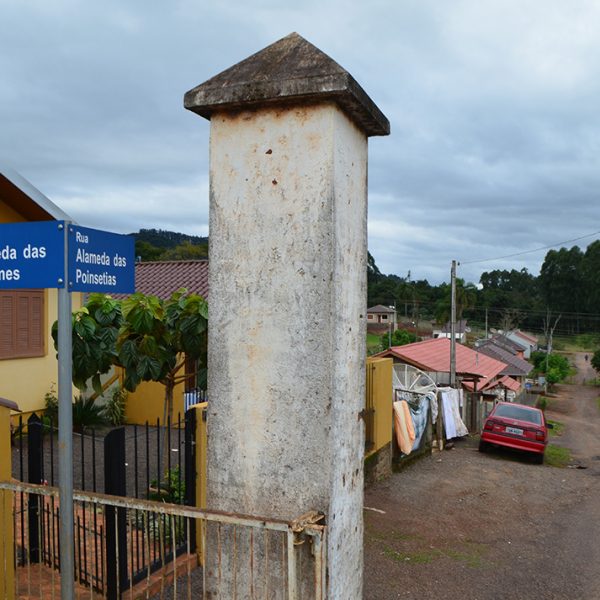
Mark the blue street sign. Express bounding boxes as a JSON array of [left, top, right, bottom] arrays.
[[0, 220, 65, 288], [68, 225, 135, 293]]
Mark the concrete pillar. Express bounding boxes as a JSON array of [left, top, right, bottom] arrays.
[[0, 398, 19, 600], [185, 32, 389, 599]]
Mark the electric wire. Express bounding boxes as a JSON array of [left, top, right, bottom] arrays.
[[460, 230, 600, 265]]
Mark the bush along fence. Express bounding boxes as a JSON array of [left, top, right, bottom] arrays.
[[10, 408, 200, 597]]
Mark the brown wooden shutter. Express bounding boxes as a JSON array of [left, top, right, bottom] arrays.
[[0, 290, 45, 359], [0, 293, 15, 359]]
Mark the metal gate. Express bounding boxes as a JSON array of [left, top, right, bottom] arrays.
[[1, 480, 327, 599], [11, 409, 197, 595]]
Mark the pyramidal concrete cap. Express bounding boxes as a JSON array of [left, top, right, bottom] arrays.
[[184, 32, 390, 137]]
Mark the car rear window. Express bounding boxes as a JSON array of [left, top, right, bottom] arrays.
[[493, 404, 542, 424]]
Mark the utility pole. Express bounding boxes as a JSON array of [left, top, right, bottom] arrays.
[[450, 260, 457, 388], [485, 307, 488, 340]]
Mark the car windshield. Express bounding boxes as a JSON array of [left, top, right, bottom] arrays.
[[494, 404, 542, 425]]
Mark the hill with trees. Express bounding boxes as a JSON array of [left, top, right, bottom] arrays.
[[130, 229, 208, 262], [368, 241, 600, 340], [130, 231, 600, 341]]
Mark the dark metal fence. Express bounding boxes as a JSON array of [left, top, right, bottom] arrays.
[[11, 409, 197, 597]]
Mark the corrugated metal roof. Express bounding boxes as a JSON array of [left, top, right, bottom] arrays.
[[375, 337, 507, 381], [112, 260, 209, 300], [511, 330, 538, 345], [487, 334, 524, 354], [477, 342, 532, 376], [463, 374, 521, 392]]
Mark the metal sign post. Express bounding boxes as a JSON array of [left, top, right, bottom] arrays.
[[57, 222, 74, 600]]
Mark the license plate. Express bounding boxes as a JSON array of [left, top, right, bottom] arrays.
[[506, 426, 523, 435]]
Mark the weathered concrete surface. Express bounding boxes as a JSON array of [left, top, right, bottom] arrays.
[[185, 32, 389, 599], [184, 32, 390, 137], [204, 103, 368, 598]]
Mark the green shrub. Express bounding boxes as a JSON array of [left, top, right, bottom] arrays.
[[44, 384, 59, 425], [104, 386, 128, 426], [380, 329, 417, 351], [149, 465, 185, 504], [72, 396, 109, 433], [537, 396, 548, 412], [531, 352, 571, 383]]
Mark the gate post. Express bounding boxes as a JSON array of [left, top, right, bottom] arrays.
[[184, 406, 198, 556], [190, 402, 207, 564], [185, 33, 389, 598], [27, 413, 43, 564], [0, 398, 18, 600], [104, 427, 128, 599]]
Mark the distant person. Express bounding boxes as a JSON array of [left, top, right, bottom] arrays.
[[585, 354, 589, 362]]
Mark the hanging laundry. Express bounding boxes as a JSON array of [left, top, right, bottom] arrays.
[[439, 388, 468, 439], [393, 400, 415, 455], [409, 398, 430, 451], [426, 391, 438, 424]]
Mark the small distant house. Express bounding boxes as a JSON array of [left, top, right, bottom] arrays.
[[479, 333, 526, 359], [476, 339, 532, 386], [366, 304, 396, 334], [0, 168, 83, 417], [432, 319, 470, 343], [506, 330, 538, 359], [112, 260, 209, 424]]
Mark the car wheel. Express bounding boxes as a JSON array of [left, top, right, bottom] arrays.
[[478, 440, 489, 453], [533, 453, 544, 465]]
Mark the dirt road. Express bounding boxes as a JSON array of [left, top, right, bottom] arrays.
[[363, 354, 600, 599]]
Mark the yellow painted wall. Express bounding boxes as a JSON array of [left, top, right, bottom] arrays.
[[124, 374, 187, 425], [365, 357, 393, 458], [0, 280, 83, 417], [0, 405, 15, 599]]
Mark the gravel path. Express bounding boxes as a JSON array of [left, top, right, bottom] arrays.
[[363, 360, 600, 599]]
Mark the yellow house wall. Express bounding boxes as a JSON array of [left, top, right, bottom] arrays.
[[0, 286, 83, 418], [365, 357, 393, 458], [0, 405, 16, 598], [124, 375, 187, 425]]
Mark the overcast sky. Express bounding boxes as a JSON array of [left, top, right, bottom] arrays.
[[2, 0, 599, 284]]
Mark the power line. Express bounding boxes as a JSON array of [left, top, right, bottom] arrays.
[[460, 230, 600, 266], [390, 296, 600, 319]]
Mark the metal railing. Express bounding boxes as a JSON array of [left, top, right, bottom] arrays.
[[0, 481, 327, 599]]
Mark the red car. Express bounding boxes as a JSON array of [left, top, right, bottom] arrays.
[[479, 402, 552, 464]]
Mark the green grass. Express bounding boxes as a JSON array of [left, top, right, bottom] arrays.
[[382, 544, 486, 568], [367, 333, 383, 356], [547, 420, 564, 437], [553, 333, 600, 352], [383, 547, 438, 564], [544, 444, 572, 467]]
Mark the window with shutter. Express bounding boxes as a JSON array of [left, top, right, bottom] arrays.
[[0, 290, 45, 359]]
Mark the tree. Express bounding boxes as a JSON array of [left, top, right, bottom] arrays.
[[591, 349, 600, 374], [117, 290, 208, 426], [54, 290, 208, 425], [539, 247, 584, 333], [161, 241, 208, 261], [52, 293, 122, 394], [380, 329, 417, 351], [434, 278, 477, 325]]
